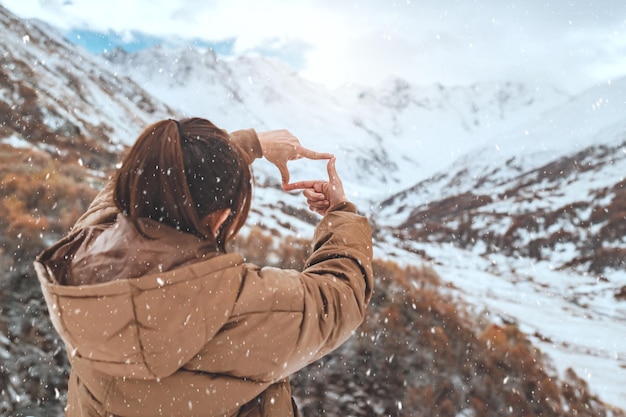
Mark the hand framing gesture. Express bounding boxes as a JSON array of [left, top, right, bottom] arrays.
[[287, 157, 348, 216], [257, 130, 333, 190]]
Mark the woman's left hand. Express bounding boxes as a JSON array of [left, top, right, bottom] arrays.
[[285, 158, 347, 216], [257, 130, 333, 190]]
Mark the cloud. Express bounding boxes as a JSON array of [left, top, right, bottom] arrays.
[[2, 0, 626, 92]]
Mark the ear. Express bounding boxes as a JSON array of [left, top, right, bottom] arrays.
[[202, 208, 231, 236]]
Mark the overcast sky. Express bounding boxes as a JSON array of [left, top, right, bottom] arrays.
[[2, 0, 626, 93]]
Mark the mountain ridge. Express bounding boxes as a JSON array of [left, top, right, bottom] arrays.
[[103, 43, 571, 204]]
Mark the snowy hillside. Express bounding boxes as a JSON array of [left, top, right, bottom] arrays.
[[0, 5, 173, 166], [104, 46, 570, 204], [374, 77, 626, 409], [376, 76, 626, 272]]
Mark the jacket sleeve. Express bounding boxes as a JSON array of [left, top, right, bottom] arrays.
[[70, 129, 263, 231], [185, 201, 374, 383], [229, 128, 263, 165]]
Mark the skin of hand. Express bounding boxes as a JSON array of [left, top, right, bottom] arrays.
[[256, 130, 333, 190], [289, 157, 348, 216]]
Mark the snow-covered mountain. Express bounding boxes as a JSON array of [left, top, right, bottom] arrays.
[[103, 45, 570, 204], [373, 76, 626, 409], [1, 3, 625, 415], [375, 76, 626, 274], [0, 5, 173, 168]]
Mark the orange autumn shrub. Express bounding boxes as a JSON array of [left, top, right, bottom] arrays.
[[0, 145, 99, 279]]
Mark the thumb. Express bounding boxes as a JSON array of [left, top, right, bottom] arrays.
[[327, 157, 338, 182], [277, 162, 290, 188]]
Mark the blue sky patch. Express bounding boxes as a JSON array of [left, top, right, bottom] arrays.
[[65, 28, 236, 55]]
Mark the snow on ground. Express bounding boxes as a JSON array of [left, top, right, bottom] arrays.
[[0, 134, 33, 149], [375, 235, 626, 410]]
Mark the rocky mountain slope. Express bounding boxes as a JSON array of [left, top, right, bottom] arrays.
[[376, 76, 626, 278], [0, 7, 174, 167], [373, 77, 626, 409], [0, 4, 624, 416]]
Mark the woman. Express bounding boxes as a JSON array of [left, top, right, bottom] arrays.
[[35, 118, 374, 417]]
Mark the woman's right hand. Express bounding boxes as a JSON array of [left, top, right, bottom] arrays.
[[288, 157, 348, 216], [256, 130, 333, 190]]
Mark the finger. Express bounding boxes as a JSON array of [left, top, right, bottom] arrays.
[[306, 198, 330, 208], [303, 189, 326, 201], [308, 204, 329, 213], [283, 180, 321, 191], [313, 182, 326, 193], [296, 146, 334, 161], [309, 205, 327, 215]]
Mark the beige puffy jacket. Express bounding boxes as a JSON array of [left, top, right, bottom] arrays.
[[34, 130, 374, 417]]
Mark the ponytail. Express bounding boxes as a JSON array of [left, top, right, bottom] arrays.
[[114, 118, 252, 250]]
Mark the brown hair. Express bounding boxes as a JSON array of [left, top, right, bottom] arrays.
[[113, 117, 252, 251]]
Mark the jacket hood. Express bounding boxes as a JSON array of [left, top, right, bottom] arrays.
[[34, 216, 245, 380]]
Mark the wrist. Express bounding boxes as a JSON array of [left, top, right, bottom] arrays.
[[256, 131, 275, 158], [328, 200, 356, 214]]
